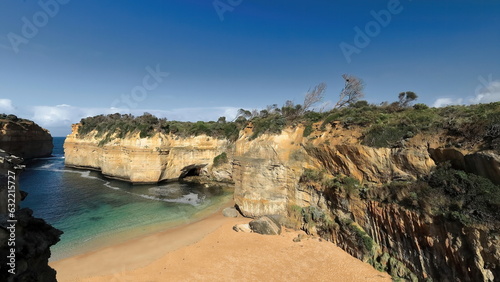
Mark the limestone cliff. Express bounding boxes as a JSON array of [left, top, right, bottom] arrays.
[[64, 124, 231, 183], [0, 116, 53, 160], [65, 118, 500, 281], [0, 150, 62, 281], [232, 123, 500, 281], [233, 123, 436, 217]]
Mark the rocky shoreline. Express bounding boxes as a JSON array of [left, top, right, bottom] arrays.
[[0, 150, 62, 282]]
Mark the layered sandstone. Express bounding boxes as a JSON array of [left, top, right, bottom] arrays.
[[231, 123, 500, 281], [233, 123, 437, 217], [0, 118, 53, 160], [64, 124, 230, 183]]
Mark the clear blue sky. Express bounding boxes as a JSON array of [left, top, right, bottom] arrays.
[[1, 0, 499, 136]]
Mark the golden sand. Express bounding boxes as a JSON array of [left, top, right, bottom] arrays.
[[51, 211, 390, 282]]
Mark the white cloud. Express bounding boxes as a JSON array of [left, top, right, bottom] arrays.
[[32, 104, 115, 128], [0, 102, 242, 136], [0, 99, 15, 113], [433, 79, 500, 108], [468, 81, 500, 104], [125, 107, 240, 122], [433, 97, 463, 108]]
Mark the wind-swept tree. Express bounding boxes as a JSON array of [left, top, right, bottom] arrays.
[[334, 74, 364, 108], [398, 91, 418, 108], [236, 108, 252, 120]]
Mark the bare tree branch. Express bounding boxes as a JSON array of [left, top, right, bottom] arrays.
[[334, 74, 364, 108], [302, 82, 327, 114]]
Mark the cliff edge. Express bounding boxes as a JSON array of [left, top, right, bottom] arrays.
[[0, 115, 53, 160]]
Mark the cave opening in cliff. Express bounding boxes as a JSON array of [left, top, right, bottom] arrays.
[[179, 164, 205, 179]]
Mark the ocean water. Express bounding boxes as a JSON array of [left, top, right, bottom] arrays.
[[19, 137, 232, 260]]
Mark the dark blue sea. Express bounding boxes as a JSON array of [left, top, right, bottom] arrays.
[[19, 137, 231, 260]]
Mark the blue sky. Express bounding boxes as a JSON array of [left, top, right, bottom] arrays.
[[1, 0, 499, 136]]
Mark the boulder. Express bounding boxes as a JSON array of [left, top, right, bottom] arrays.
[[222, 207, 239, 218], [233, 223, 252, 233], [249, 215, 282, 235]]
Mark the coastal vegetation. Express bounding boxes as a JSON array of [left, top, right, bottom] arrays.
[[213, 152, 228, 167], [74, 97, 500, 152], [77, 112, 242, 143], [299, 163, 500, 227], [0, 114, 38, 127], [75, 74, 500, 154], [374, 164, 500, 225]]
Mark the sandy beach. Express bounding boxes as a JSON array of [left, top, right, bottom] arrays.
[[51, 210, 391, 282]]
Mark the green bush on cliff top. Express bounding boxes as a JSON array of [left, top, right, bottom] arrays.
[[76, 101, 500, 151], [77, 113, 241, 144]]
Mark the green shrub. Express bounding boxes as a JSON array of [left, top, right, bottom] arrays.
[[301, 168, 324, 182], [369, 163, 500, 225], [249, 114, 286, 139], [303, 123, 313, 137], [362, 124, 410, 148], [343, 177, 361, 198], [213, 152, 228, 167], [413, 103, 429, 110]]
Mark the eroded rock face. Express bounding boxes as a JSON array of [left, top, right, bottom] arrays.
[[232, 125, 436, 217], [64, 124, 230, 183], [364, 201, 499, 281], [231, 124, 500, 281], [430, 148, 500, 185], [232, 127, 307, 217], [464, 151, 500, 185], [0, 119, 53, 160], [0, 150, 62, 282], [306, 144, 434, 183]]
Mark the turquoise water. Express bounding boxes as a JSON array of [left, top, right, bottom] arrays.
[[19, 137, 232, 260]]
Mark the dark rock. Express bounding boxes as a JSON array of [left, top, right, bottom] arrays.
[[249, 215, 282, 235], [222, 207, 239, 218], [0, 150, 62, 282]]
